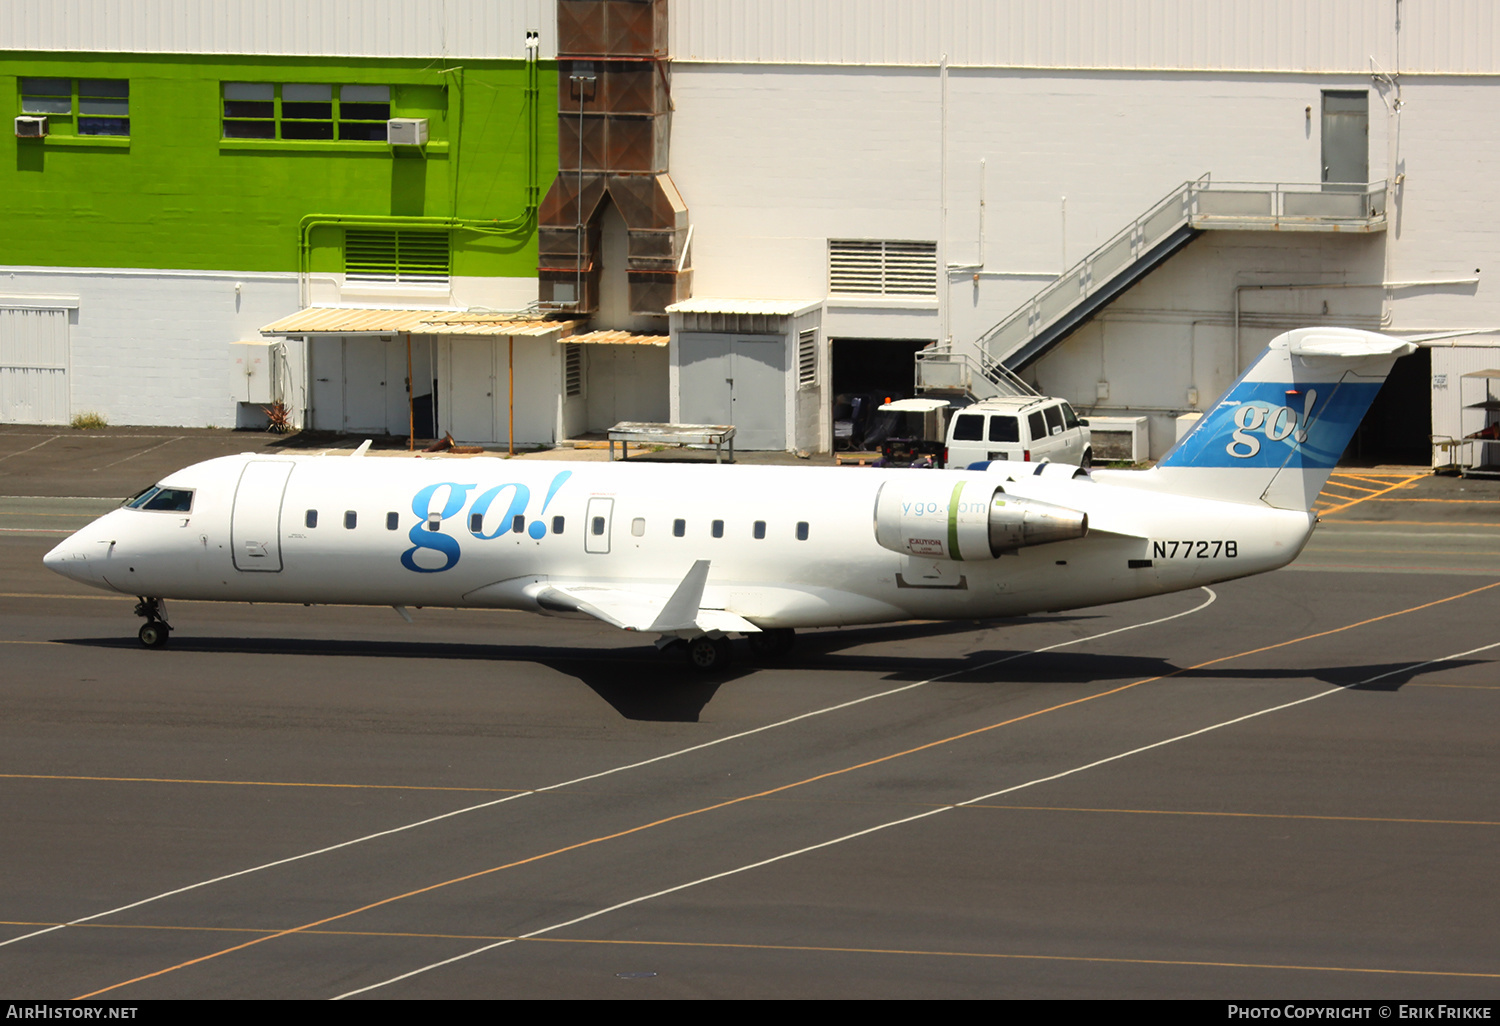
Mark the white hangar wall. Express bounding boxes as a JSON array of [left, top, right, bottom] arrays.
[[10, 1, 1500, 74], [1, 269, 303, 429], [669, 62, 1500, 455]]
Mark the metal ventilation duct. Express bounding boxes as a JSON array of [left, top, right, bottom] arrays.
[[539, 0, 691, 316]]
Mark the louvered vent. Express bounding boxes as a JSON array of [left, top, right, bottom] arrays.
[[564, 343, 584, 397], [828, 240, 937, 297], [345, 229, 451, 286], [797, 329, 818, 389]]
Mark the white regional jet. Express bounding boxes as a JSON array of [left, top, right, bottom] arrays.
[[45, 328, 1412, 671]]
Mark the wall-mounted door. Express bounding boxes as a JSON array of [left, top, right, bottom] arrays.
[[1322, 90, 1369, 191]]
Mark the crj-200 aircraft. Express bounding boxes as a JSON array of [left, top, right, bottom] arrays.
[[45, 328, 1412, 671]]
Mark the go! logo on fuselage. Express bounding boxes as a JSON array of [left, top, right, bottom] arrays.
[[400, 470, 572, 573]]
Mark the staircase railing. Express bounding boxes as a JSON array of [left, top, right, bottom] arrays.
[[980, 174, 1211, 369]]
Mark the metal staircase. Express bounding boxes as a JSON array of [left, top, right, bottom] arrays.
[[916, 175, 1388, 400]]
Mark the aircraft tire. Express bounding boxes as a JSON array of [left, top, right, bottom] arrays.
[[138, 622, 170, 648], [686, 635, 731, 672], [748, 628, 795, 659]]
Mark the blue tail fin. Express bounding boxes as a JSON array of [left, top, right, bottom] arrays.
[[1144, 328, 1415, 509]]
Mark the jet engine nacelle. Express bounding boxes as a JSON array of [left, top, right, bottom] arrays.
[[873, 478, 1089, 561]]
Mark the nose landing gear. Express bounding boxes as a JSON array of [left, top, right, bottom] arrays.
[[133, 597, 171, 648]]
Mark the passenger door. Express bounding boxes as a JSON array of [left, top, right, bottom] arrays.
[[231, 461, 294, 571]]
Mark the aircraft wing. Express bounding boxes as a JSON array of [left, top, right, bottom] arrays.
[[533, 560, 760, 635]]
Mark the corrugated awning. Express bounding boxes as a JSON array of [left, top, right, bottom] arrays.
[[562, 329, 669, 346], [260, 306, 580, 338], [665, 298, 823, 317]]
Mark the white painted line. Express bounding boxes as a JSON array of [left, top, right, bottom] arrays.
[[0, 435, 59, 464], [93, 437, 185, 471], [0, 589, 1216, 952], [335, 636, 1500, 1000]]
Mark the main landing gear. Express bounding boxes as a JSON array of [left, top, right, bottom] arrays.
[[671, 628, 796, 674], [133, 597, 171, 648]]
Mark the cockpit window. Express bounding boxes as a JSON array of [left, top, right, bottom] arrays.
[[123, 485, 157, 508], [126, 486, 194, 512]]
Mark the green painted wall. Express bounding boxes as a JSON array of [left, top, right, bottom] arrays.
[[0, 52, 556, 278]]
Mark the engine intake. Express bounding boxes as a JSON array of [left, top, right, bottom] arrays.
[[874, 478, 1088, 561]]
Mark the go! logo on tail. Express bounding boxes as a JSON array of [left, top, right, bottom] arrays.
[[1227, 389, 1318, 459]]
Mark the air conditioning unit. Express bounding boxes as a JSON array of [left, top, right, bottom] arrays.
[[386, 118, 429, 146], [15, 116, 48, 138]]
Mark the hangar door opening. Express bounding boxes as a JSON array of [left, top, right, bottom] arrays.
[[1347, 346, 1430, 465], [830, 338, 930, 450], [0, 307, 70, 425]]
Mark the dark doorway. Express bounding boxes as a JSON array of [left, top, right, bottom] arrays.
[[830, 338, 932, 451], [1347, 346, 1430, 465], [831, 338, 930, 398]]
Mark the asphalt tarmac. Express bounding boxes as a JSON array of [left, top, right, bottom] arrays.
[[1, 428, 1498, 999]]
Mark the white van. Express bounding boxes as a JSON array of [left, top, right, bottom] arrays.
[[944, 396, 1092, 470]]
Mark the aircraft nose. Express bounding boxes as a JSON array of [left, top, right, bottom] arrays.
[[44, 535, 100, 585]]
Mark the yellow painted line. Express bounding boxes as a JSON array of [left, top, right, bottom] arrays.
[[0, 773, 525, 794], [1311, 547, 1500, 556], [0, 592, 136, 600], [1329, 472, 1425, 484], [1317, 473, 1430, 516], [1320, 481, 1383, 494], [1330, 469, 1429, 476], [1369, 497, 1500, 504], [14, 922, 1498, 981], [962, 804, 1500, 827], [1335, 519, 1500, 528], [76, 578, 1500, 1000], [1407, 681, 1500, 690]]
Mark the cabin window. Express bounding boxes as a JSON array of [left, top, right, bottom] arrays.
[[305, 510, 318, 528], [469, 512, 483, 533], [796, 521, 809, 541], [591, 516, 605, 536], [712, 520, 724, 538], [344, 511, 357, 529], [425, 512, 441, 531], [673, 518, 685, 537], [753, 520, 766, 539], [552, 515, 565, 534], [386, 512, 399, 530], [631, 518, 646, 537], [512, 514, 525, 534]]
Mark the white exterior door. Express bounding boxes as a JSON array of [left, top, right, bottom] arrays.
[[0, 307, 70, 425], [443, 340, 497, 443]]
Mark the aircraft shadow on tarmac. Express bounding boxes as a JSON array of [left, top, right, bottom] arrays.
[[57, 615, 1482, 720]]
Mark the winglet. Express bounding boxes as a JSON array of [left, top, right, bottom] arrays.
[[648, 559, 712, 632]]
